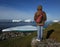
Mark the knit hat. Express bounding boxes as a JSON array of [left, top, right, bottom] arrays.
[[37, 5, 42, 10]]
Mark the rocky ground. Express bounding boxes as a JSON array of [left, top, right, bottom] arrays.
[[31, 38, 60, 47], [31, 23, 60, 47]]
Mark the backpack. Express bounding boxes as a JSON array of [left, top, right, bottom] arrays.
[[35, 12, 43, 23]]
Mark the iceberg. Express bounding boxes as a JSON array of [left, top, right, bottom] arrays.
[[2, 25, 37, 32]]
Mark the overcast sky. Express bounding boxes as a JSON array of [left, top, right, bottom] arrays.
[[0, 0, 60, 21]]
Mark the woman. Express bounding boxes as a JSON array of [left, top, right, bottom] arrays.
[[34, 5, 47, 41]]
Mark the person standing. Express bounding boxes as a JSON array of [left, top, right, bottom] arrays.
[[34, 5, 47, 41]]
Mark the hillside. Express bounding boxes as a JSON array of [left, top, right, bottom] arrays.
[[0, 32, 37, 47], [0, 22, 60, 47], [43, 22, 60, 42]]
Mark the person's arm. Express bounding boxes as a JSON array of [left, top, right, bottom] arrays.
[[43, 12, 47, 21], [34, 12, 37, 21]]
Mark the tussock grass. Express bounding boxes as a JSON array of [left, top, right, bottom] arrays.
[[0, 32, 37, 47]]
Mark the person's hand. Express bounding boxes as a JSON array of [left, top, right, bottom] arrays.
[[37, 23, 44, 26]]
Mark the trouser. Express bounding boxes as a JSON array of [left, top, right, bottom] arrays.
[[37, 26, 43, 40]]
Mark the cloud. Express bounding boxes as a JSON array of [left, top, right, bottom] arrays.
[[0, 6, 34, 20]]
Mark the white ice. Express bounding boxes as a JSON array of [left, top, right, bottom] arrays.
[[2, 25, 37, 32]]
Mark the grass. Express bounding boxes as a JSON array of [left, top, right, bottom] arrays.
[[43, 22, 60, 42], [0, 22, 60, 47], [0, 32, 37, 47]]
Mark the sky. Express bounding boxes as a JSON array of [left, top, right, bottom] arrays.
[[0, 0, 60, 21]]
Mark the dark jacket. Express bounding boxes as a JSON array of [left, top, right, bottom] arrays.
[[34, 11, 47, 26]]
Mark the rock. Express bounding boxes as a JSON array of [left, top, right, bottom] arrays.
[[31, 37, 40, 47], [31, 37, 60, 47]]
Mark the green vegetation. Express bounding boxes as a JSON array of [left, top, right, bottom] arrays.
[[0, 32, 37, 47], [0, 22, 60, 47], [43, 22, 60, 42]]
